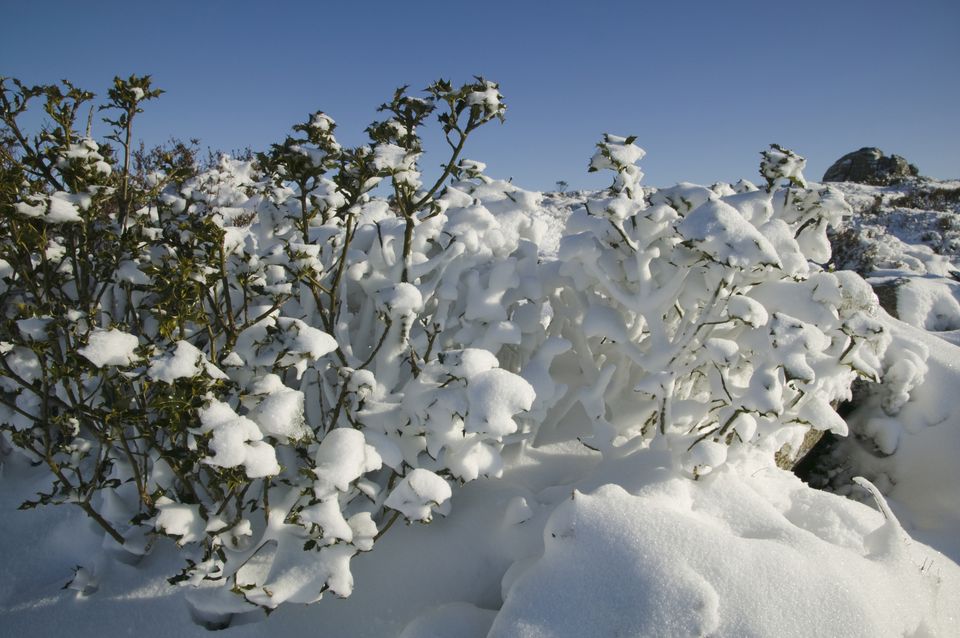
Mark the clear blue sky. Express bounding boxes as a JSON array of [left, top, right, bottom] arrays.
[[3, 0, 958, 190]]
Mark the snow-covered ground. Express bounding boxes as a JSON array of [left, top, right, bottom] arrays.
[[3, 432, 958, 637], [2, 176, 960, 637], [809, 179, 960, 565]]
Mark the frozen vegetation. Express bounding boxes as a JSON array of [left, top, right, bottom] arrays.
[[1, 76, 959, 636]]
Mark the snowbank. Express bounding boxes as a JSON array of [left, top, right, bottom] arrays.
[[839, 318, 960, 560], [2, 446, 958, 637], [493, 463, 960, 638]]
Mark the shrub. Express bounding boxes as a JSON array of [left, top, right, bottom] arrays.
[[888, 185, 960, 213], [0, 75, 890, 619], [537, 140, 889, 474], [1, 74, 541, 613]]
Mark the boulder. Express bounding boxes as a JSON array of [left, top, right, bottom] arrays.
[[823, 147, 919, 185]]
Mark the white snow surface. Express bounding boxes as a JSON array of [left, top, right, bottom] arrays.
[[492, 465, 959, 638], [1, 444, 957, 636], [840, 319, 960, 556]]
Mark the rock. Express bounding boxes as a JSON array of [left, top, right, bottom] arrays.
[[776, 428, 825, 470], [871, 278, 905, 318], [823, 147, 919, 185]]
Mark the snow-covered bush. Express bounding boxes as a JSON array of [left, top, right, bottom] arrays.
[[1, 73, 896, 621], [537, 137, 890, 475], [1, 75, 542, 613]]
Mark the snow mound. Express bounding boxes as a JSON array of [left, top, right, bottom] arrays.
[[895, 278, 960, 334], [493, 466, 960, 638]]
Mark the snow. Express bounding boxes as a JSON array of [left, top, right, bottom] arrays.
[[726, 294, 769, 327], [841, 320, 960, 538], [275, 318, 338, 360], [384, 469, 453, 522], [464, 368, 536, 437], [372, 144, 412, 172], [650, 181, 715, 214], [441, 348, 499, 378], [77, 328, 140, 367], [45, 192, 85, 223], [147, 340, 228, 383], [466, 81, 503, 113], [588, 134, 646, 172], [444, 436, 503, 481], [681, 440, 728, 477], [313, 428, 382, 497], [248, 385, 309, 441], [399, 602, 496, 638], [375, 282, 423, 317], [300, 499, 354, 544], [240, 542, 357, 606], [196, 399, 281, 477], [760, 144, 807, 188], [3, 433, 960, 637], [3, 132, 960, 637], [13, 199, 45, 218], [14, 189, 96, 224], [895, 278, 960, 332], [16, 316, 51, 341], [155, 497, 205, 545], [677, 199, 780, 269], [492, 465, 959, 638]]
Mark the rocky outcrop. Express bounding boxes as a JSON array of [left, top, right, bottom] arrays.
[[823, 147, 919, 185]]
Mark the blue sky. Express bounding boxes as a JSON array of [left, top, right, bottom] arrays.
[[3, 0, 958, 190]]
